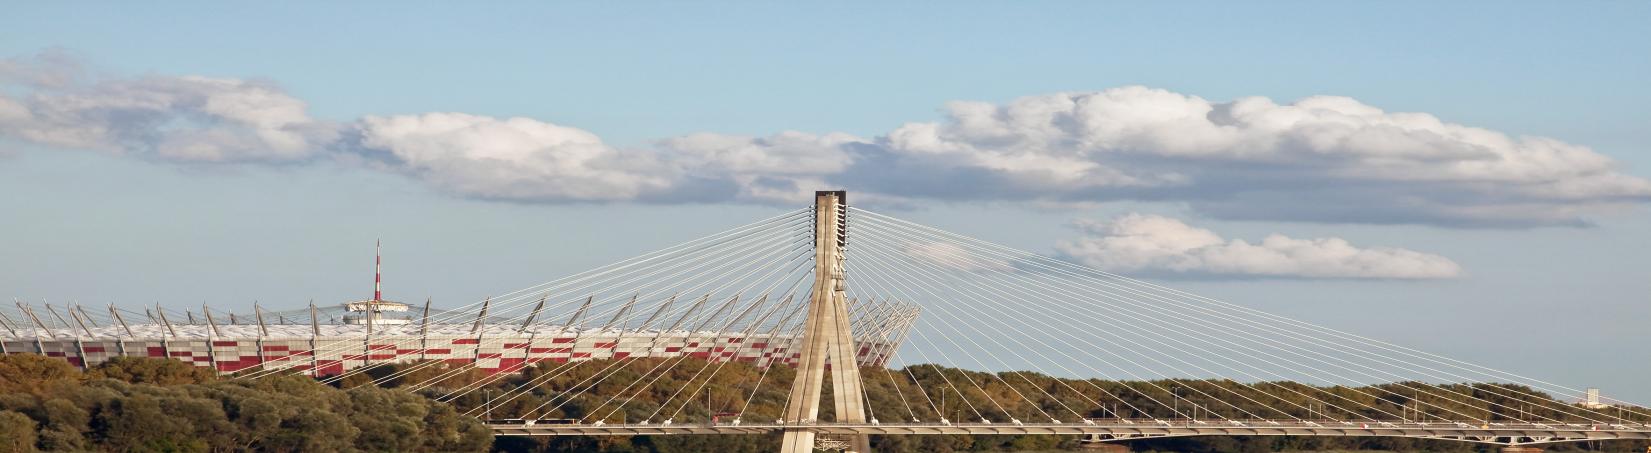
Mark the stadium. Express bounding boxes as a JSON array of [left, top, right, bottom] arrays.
[[2, 219, 922, 375]]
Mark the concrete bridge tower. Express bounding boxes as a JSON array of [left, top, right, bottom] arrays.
[[780, 190, 872, 453]]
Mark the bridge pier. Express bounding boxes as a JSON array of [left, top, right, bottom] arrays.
[[780, 191, 872, 453]]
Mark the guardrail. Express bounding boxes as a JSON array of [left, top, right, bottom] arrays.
[[486, 418, 1651, 446]]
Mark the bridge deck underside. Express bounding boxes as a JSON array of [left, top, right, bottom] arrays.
[[488, 421, 1651, 446]]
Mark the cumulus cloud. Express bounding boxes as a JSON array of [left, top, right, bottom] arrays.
[[351, 113, 683, 202], [1055, 214, 1462, 279], [656, 131, 861, 203], [348, 115, 863, 204], [846, 86, 1651, 226], [2, 52, 1646, 227], [0, 53, 335, 162]]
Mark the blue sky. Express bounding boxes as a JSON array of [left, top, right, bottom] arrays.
[[2, 2, 1648, 400]]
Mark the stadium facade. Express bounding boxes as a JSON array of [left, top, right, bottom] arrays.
[[1, 243, 919, 375], [0, 313, 917, 375]]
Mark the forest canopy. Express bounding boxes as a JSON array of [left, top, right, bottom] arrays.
[[0, 355, 492, 452], [2, 354, 1647, 452]]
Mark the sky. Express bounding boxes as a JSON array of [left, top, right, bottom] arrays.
[[1, 2, 1648, 401]]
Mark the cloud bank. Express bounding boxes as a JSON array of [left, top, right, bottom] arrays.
[[1055, 214, 1463, 279], [3, 52, 1647, 227], [0, 53, 336, 162], [847, 87, 1651, 226]]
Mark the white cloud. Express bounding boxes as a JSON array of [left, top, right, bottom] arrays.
[[0, 48, 83, 89], [852, 86, 1651, 226], [2, 53, 1646, 227], [884, 87, 1621, 182], [0, 53, 334, 162], [1055, 214, 1462, 279], [655, 130, 863, 204], [351, 115, 864, 204], [353, 113, 679, 202], [662, 130, 857, 176]]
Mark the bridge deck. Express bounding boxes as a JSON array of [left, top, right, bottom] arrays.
[[488, 420, 1651, 446]]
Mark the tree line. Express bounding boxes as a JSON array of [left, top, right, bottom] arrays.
[[0, 354, 492, 452], [2, 353, 1646, 452], [359, 358, 1650, 453]]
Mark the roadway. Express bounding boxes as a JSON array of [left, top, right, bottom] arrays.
[[488, 419, 1651, 446]]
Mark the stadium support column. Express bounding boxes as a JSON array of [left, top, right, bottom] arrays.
[[472, 297, 491, 367], [202, 304, 221, 372], [154, 306, 176, 363], [67, 308, 92, 370], [21, 304, 50, 357], [0, 310, 19, 353], [420, 298, 432, 361], [308, 301, 320, 377], [253, 303, 268, 370], [44, 304, 88, 370], [781, 190, 871, 453], [110, 304, 133, 357], [0, 312, 10, 353], [520, 294, 547, 367]]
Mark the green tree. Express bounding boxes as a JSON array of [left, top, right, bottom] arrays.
[[0, 354, 78, 395], [0, 355, 493, 452], [88, 356, 217, 385], [0, 410, 39, 453]]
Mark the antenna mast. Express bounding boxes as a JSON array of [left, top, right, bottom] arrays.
[[374, 239, 383, 301]]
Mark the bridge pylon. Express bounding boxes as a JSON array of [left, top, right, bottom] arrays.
[[780, 190, 872, 453]]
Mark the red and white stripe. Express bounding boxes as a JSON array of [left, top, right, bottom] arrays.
[[374, 240, 383, 301]]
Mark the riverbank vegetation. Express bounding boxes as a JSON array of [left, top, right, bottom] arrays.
[[2, 354, 1646, 452], [0, 355, 491, 452]]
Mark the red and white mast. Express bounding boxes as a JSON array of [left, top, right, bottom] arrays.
[[374, 240, 383, 301]]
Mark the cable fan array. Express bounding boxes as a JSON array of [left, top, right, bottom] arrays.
[[4, 204, 1646, 430], [839, 207, 1650, 427], [215, 208, 913, 425]]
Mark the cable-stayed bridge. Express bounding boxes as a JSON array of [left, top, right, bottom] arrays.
[[5, 191, 1648, 452]]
